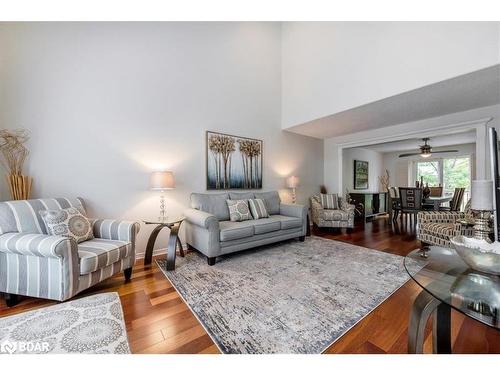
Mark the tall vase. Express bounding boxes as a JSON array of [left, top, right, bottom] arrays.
[[7, 175, 33, 200]]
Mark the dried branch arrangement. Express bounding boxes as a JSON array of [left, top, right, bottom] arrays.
[[0, 129, 29, 175], [378, 169, 390, 192], [0, 129, 32, 200]]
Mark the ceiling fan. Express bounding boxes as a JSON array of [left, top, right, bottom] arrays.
[[398, 138, 458, 158]]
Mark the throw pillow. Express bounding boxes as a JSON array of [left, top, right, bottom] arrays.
[[248, 198, 269, 219], [40, 206, 94, 243], [320, 193, 339, 210], [226, 200, 253, 222]]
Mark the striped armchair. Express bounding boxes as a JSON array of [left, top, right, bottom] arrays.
[[310, 195, 355, 229], [417, 209, 473, 248], [0, 198, 139, 305]]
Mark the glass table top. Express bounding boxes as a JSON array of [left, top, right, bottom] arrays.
[[404, 246, 500, 329], [143, 217, 184, 226]]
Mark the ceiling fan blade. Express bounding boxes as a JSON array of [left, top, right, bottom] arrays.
[[428, 150, 459, 154], [399, 153, 422, 158]]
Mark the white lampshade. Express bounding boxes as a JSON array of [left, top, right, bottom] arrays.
[[286, 175, 299, 189], [150, 171, 175, 190], [471, 180, 493, 211]]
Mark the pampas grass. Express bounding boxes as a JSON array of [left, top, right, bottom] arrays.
[[0, 129, 32, 199]]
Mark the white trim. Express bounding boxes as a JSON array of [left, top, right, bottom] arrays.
[[330, 117, 493, 194]]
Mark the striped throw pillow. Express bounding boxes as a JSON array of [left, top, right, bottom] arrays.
[[248, 198, 270, 219], [320, 193, 339, 209]]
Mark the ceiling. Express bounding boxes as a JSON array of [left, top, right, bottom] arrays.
[[286, 64, 500, 139], [359, 131, 476, 153]]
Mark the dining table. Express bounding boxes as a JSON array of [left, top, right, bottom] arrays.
[[422, 195, 452, 210]]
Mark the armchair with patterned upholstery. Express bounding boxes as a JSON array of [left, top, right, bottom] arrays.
[[310, 195, 355, 228], [417, 206, 473, 248], [0, 197, 139, 306]]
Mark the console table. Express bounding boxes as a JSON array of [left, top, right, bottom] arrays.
[[349, 192, 387, 221]]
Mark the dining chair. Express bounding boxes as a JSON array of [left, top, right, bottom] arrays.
[[428, 186, 443, 197], [399, 187, 423, 225], [388, 187, 401, 222], [440, 187, 465, 211]]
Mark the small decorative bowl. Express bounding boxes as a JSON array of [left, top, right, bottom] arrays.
[[450, 236, 500, 276]]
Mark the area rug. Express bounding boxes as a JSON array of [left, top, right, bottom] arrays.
[[0, 292, 130, 354], [157, 236, 418, 354]]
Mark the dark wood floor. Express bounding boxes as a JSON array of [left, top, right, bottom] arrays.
[[1, 215, 499, 354]]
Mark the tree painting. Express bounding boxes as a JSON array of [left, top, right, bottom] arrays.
[[207, 131, 262, 190]]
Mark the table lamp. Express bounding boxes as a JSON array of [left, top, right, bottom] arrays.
[[471, 180, 494, 240], [286, 175, 299, 204], [150, 171, 175, 222]]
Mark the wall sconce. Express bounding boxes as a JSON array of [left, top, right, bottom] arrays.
[[286, 175, 300, 204], [150, 171, 175, 222]]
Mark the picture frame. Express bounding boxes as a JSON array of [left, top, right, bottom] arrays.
[[206, 131, 263, 190], [354, 160, 369, 190]]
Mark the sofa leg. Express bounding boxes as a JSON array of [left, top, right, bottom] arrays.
[[5, 293, 19, 307], [207, 257, 216, 266], [124, 267, 133, 282], [299, 236, 305, 242]]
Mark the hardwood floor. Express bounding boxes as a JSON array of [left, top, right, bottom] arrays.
[[1, 215, 499, 354]]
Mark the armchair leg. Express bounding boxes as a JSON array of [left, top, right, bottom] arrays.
[[299, 236, 305, 242], [5, 293, 19, 307], [207, 257, 216, 266], [124, 267, 133, 282]]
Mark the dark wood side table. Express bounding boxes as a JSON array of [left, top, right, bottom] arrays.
[[143, 218, 184, 271]]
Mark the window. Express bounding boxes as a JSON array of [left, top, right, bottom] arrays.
[[443, 157, 471, 203], [416, 161, 440, 186], [415, 156, 471, 207]]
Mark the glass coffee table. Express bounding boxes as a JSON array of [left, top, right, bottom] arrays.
[[404, 246, 500, 353], [143, 217, 184, 270]]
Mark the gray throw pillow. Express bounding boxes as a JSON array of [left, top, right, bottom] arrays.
[[248, 198, 269, 219], [254, 191, 281, 215], [320, 193, 339, 209], [40, 206, 94, 243], [226, 200, 253, 222]]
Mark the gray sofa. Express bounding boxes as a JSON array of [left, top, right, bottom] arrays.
[[183, 191, 307, 265]]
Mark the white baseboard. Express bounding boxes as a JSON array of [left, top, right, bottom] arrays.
[[135, 243, 189, 260]]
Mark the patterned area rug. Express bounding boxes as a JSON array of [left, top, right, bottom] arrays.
[[158, 236, 417, 354], [0, 292, 130, 354]]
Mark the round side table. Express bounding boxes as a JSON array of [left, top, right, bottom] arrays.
[[143, 218, 184, 270]]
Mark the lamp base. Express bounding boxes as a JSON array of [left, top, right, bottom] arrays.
[[159, 194, 167, 223], [472, 210, 493, 241]]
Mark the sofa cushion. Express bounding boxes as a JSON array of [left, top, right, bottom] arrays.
[[420, 222, 455, 239], [271, 215, 302, 230], [219, 221, 254, 242], [254, 191, 281, 215], [78, 238, 132, 275], [0, 197, 85, 235], [252, 217, 281, 234], [229, 192, 255, 200], [226, 199, 253, 222], [322, 209, 350, 221], [191, 193, 230, 221]]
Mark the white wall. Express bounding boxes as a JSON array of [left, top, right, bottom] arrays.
[[382, 143, 476, 188], [324, 104, 500, 194], [0, 22, 324, 256], [282, 22, 500, 128], [342, 148, 384, 194]]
